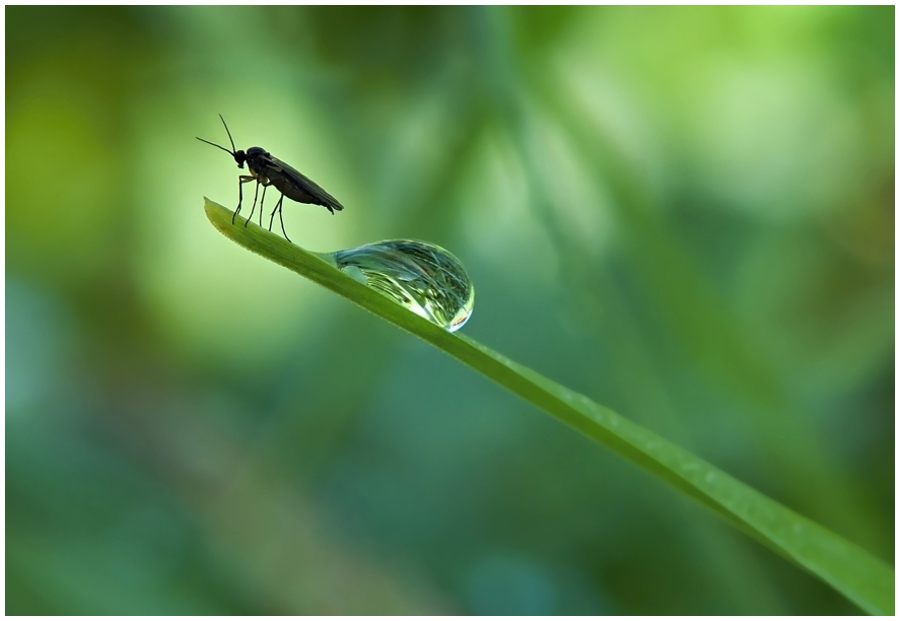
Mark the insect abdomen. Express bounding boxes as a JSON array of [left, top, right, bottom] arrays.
[[273, 170, 344, 214]]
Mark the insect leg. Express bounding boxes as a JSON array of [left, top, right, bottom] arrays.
[[259, 185, 268, 227], [232, 175, 255, 224], [244, 181, 261, 228], [278, 198, 291, 243], [268, 194, 281, 232]]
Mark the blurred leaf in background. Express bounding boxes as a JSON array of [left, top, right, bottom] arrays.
[[6, 5, 893, 615]]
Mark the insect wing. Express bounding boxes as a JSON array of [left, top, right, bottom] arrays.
[[268, 155, 344, 212]]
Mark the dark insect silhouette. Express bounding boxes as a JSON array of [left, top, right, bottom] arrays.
[[197, 114, 344, 242]]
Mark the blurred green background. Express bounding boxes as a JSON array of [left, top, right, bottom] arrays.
[[6, 6, 894, 615]]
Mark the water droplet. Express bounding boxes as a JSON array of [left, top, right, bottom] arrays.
[[319, 240, 475, 332]]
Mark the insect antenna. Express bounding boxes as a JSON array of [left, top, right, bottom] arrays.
[[195, 114, 238, 155], [218, 114, 237, 153], [195, 136, 234, 155]]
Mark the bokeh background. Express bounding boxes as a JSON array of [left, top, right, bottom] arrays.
[[6, 6, 894, 615]]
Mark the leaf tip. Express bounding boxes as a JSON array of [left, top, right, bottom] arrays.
[[203, 197, 233, 235]]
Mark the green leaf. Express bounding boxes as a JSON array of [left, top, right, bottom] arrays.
[[204, 198, 894, 615]]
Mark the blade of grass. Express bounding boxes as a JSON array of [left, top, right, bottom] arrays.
[[204, 198, 893, 615]]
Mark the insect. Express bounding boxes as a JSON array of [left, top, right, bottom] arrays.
[[197, 115, 344, 242]]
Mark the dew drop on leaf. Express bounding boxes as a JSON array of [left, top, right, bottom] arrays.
[[319, 240, 475, 332]]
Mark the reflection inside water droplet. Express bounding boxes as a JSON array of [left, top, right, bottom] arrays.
[[318, 240, 475, 332]]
